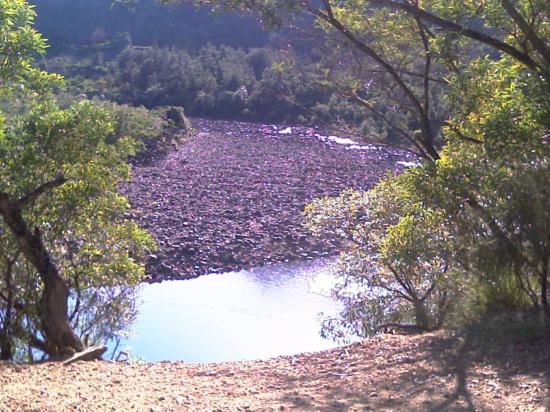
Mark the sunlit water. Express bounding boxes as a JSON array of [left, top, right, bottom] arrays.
[[117, 259, 349, 362]]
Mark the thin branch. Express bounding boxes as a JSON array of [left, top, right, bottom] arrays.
[[369, 0, 540, 72], [27, 334, 48, 354], [69, 270, 82, 323], [307, 2, 439, 160], [266, 79, 423, 158], [420, 281, 437, 303], [415, 15, 431, 115], [17, 174, 67, 208], [350, 90, 428, 157], [359, 67, 448, 84], [500, 0, 550, 67], [388, 265, 415, 297], [443, 121, 483, 144], [385, 285, 414, 302]]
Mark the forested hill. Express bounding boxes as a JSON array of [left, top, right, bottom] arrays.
[[30, 1, 344, 125], [30, 0, 269, 52]]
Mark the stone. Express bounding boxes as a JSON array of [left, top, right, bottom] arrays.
[[119, 118, 411, 280]]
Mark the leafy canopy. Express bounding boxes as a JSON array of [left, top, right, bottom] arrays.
[[0, 0, 155, 360]]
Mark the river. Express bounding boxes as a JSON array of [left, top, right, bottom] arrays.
[[116, 120, 395, 362], [117, 259, 350, 362]]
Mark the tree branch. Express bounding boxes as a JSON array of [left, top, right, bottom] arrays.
[[27, 334, 49, 354], [369, 0, 540, 72], [420, 281, 437, 303], [388, 265, 415, 297], [500, 0, 550, 67], [17, 174, 67, 208], [350, 90, 429, 157], [308, 2, 439, 160], [415, 15, 431, 115], [443, 121, 483, 144]]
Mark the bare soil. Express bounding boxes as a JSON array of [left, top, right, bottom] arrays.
[[1, 331, 548, 411]]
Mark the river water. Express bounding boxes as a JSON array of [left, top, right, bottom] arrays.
[[118, 259, 349, 362]]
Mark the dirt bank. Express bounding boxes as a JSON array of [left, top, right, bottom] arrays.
[[1, 331, 547, 411], [121, 119, 413, 280]]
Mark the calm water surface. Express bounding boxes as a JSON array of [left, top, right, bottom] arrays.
[[120, 259, 348, 362]]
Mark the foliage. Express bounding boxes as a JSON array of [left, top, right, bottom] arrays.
[[297, 1, 550, 337], [96, 101, 167, 146], [305, 177, 461, 337], [0, 99, 155, 360], [6, 0, 547, 350], [427, 56, 550, 314], [181, 0, 550, 152], [43, 42, 368, 125], [0, 0, 62, 95], [0, 1, 154, 360], [307, 51, 549, 338]]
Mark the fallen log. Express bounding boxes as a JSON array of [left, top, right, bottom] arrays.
[[63, 346, 108, 366]]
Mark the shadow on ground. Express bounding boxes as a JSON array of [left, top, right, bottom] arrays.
[[275, 314, 550, 411]]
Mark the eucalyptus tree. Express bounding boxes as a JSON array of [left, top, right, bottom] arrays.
[[305, 182, 460, 335], [0, 0, 153, 360], [166, 0, 550, 331]]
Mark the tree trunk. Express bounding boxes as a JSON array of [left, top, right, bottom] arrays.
[[0, 309, 13, 360], [413, 299, 431, 331], [0, 261, 15, 361], [40, 268, 85, 358], [0, 193, 85, 358], [0, 334, 12, 361], [541, 256, 550, 318]]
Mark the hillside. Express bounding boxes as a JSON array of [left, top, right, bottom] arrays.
[[31, 0, 268, 51]]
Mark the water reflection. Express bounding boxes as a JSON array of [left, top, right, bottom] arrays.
[[121, 259, 345, 362]]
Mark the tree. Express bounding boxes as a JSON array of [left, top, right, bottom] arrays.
[[426, 56, 550, 315], [305, 181, 461, 336], [0, 1, 153, 360], [174, 0, 548, 155], [305, 53, 550, 335], [175, 0, 550, 331]]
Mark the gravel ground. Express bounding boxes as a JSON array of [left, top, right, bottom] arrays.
[[1, 331, 548, 411]]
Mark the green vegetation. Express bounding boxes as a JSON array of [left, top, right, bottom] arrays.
[[185, 0, 550, 337], [31, 1, 380, 126], [0, 1, 173, 361], [44, 39, 375, 125], [299, 1, 550, 338], [2, 0, 549, 361]]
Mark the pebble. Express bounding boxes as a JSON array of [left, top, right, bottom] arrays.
[[121, 118, 414, 281]]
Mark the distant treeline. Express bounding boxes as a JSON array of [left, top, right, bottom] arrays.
[[44, 39, 370, 125], [35, 0, 376, 130], [31, 0, 269, 52]]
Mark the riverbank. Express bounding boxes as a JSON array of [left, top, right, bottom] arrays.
[[1, 330, 547, 411], [121, 119, 414, 280]]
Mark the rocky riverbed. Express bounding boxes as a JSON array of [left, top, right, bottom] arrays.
[[121, 119, 415, 280]]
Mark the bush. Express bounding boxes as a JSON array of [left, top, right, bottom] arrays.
[[305, 177, 461, 339]]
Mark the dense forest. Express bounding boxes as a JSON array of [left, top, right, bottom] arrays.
[[32, 0, 379, 132], [0, 0, 549, 382]]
